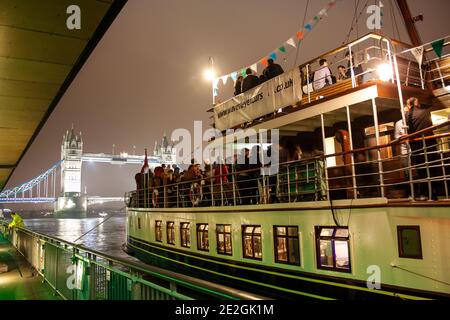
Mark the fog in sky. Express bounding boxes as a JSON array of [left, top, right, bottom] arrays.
[[6, 0, 450, 197]]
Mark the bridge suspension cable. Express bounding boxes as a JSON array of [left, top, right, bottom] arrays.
[[0, 160, 62, 199]]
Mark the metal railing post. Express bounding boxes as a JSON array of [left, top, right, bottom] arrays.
[[306, 64, 311, 103], [371, 98, 385, 197], [439, 145, 449, 199], [346, 105, 358, 199], [435, 61, 445, 88], [320, 114, 331, 200], [210, 166, 215, 206], [422, 134, 432, 200], [232, 164, 237, 206], [287, 165, 291, 203]]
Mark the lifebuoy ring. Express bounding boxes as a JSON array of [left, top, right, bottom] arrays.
[[189, 182, 203, 206], [152, 189, 159, 207]]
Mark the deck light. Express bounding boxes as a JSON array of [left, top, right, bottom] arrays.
[[377, 63, 393, 82], [204, 69, 215, 81]]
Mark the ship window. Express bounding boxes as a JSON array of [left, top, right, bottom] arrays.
[[180, 222, 190, 248], [315, 226, 351, 272], [397, 226, 422, 259], [137, 217, 141, 229], [274, 226, 300, 265], [167, 221, 175, 245], [242, 225, 262, 260], [216, 224, 232, 256], [197, 224, 209, 251], [155, 220, 162, 242]]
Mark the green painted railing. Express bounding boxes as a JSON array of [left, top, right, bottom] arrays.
[[0, 221, 264, 300]]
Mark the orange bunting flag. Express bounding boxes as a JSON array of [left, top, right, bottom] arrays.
[[261, 58, 268, 67], [296, 31, 304, 40]]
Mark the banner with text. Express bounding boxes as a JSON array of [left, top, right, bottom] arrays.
[[213, 68, 302, 131]]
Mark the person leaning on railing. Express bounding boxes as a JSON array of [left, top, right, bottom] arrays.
[[8, 212, 24, 230], [406, 97, 442, 200]]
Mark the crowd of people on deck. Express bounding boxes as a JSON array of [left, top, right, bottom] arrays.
[[132, 93, 448, 208], [232, 51, 365, 97], [133, 141, 318, 208], [234, 59, 285, 96]]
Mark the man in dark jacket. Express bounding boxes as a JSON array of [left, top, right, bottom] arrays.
[[241, 68, 259, 93], [234, 76, 243, 96], [263, 59, 284, 80], [406, 97, 440, 199]]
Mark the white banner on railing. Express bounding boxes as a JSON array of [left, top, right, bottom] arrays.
[[213, 68, 302, 131]]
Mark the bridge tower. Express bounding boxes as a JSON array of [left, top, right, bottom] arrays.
[[55, 125, 87, 218]]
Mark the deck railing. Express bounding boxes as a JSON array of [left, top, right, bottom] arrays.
[[126, 121, 450, 209], [0, 221, 265, 300]]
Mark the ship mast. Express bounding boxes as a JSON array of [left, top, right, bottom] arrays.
[[395, 0, 422, 46]]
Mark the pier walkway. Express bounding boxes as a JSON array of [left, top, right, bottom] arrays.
[[0, 233, 59, 300]]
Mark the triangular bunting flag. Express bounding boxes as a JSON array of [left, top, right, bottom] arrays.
[[220, 75, 228, 86], [270, 52, 277, 60], [411, 46, 424, 66], [286, 37, 296, 48], [261, 58, 268, 67], [304, 23, 312, 31], [296, 31, 304, 40], [250, 63, 258, 73], [278, 46, 286, 53], [240, 68, 246, 77], [318, 8, 327, 17], [230, 72, 238, 81], [431, 39, 445, 58]]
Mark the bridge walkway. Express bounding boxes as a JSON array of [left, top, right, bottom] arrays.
[[0, 233, 59, 300]]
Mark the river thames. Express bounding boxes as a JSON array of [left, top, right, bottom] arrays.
[[23, 213, 136, 261]]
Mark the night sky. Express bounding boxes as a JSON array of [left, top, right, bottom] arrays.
[[6, 0, 450, 198]]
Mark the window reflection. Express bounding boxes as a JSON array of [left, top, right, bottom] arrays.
[[316, 226, 350, 272]]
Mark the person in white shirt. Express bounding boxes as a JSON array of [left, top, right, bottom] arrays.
[[313, 59, 333, 91]]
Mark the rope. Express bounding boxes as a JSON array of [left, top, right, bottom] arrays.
[[292, 0, 310, 69], [342, 0, 370, 45], [72, 207, 125, 243], [392, 265, 450, 286]]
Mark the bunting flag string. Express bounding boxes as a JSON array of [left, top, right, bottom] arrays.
[[214, 0, 341, 86]]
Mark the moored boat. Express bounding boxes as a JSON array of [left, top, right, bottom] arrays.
[[125, 29, 450, 300]]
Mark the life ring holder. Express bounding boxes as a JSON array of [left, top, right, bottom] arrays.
[[152, 188, 159, 207], [189, 181, 203, 206]]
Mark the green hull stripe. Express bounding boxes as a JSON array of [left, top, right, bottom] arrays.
[[130, 237, 431, 300], [129, 242, 334, 300]]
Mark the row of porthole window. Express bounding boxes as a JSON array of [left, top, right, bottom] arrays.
[[134, 219, 358, 272], [134, 218, 424, 271]]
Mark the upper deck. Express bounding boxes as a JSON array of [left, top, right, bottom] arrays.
[[209, 33, 449, 136], [127, 34, 450, 210]]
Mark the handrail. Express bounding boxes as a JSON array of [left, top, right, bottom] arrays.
[[127, 124, 450, 208], [0, 221, 266, 300], [212, 33, 410, 112]]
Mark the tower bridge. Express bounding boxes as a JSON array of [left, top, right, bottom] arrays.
[[0, 126, 176, 218]]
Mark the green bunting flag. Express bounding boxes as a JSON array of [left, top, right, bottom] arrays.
[[278, 46, 286, 53], [431, 39, 445, 58], [240, 68, 246, 77]]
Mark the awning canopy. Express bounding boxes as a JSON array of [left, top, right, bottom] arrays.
[[0, 0, 127, 190]]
